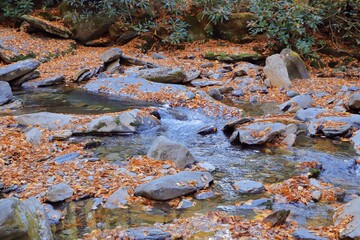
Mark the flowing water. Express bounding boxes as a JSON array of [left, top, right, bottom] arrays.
[[8, 88, 360, 239]]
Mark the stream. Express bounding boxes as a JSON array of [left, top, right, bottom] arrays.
[[9, 88, 360, 239]]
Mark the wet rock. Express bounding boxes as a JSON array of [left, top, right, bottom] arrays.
[[104, 187, 130, 209], [232, 122, 286, 145], [21, 15, 73, 39], [44, 204, 62, 225], [295, 108, 326, 122], [351, 130, 360, 154], [197, 162, 216, 173], [53, 130, 72, 140], [10, 70, 40, 87], [200, 62, 214, 68], [153, 53, 166, 59], [91, 198, 103, 210], [100, 48, 122, 64], [84, 76, 195, 102], [281, 133, 297, 147], [286, 90, 300, 98], [0, 59, 40, 82], [147, 136, 195, 169], [197, 125, 217, 135], [280, 49, 310, 79], [194, 190, 215, 200], [25, 127, 42, 145], [233, 180, 265, 194], [51, 152, 80, 164], [15, 112, 73, 130], [335, 197, 360, 239], [22, 75, 65, 88], [280, 95, 313, 112], [348, 92, 360, 111], [123, 227, 171, 240], [238, 198, 273, 210], [0, 81, 13, 105], [45, 183, 74, 202], [263, 210, 290, 227], [0, 99, 22, 111], [311, 190, 322, 202], [184, 69, 201, 82], [320, 123, 352, 138], [134, 171, 213, 200], [0, 197, 53, 240], [190, 79, 223, 87], [87, 109, 160, 134], [208, 88, 223, 101], [222, 118, 253, 134], [177, 199, 194, 209], [137, 67, 186, 84], [292, 228, 328, 240]]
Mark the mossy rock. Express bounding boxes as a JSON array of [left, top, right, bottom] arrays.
[[205, 52, 266, 65]]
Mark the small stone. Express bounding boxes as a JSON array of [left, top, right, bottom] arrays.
[[200, 62, 214, 68], [197, 162, 216, 173], [44, 204, 62, 225], [250, 96, 258, 104], [208, 89, 223, 101], [53, 130, 72, 140], [177, 199, 194, 209], [233, 180, 265, 194], [51, 152, 80, 164], [104, 187, 130, 209], [25, 128, 42, 145], [263, 210, 290, 227], [152, 53, 166, 59], [231, 89, 245, 97], [45, 183, 74, 202], [312, 190, 322, 202], [349, 86, 359, 91], [100, 48, 122, 64], [197, 125, 217, 135], [194, 191, 215, 200], [286, 90, 300, 98]]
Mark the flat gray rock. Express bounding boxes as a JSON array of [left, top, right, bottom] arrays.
[[100, 48, 122, 64], [233, 180, 265, 194], [134, 171, 213, 200], [84, 76, 195, 102], [190, 79, 223, 87], [335, 197, 360, 239], [123, 227, 171, 240], [0, 59, 40, 82], [104, 187, 130, 209], [233, 122, 287, 145], [45, 183, 74, 202], [25, 128, 42, 145], [137, 67, 186, 84], [280, 95, 313, 112], [15, 112, 73, 130], [22, 75, 65, 88], [0, 81, 13, 105], [295, 108, 326, 122], [147, 136, 195, 169], [292, 228, 329, 240]]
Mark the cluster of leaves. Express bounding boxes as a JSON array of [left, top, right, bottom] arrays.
[[248, 0, 359, 55]]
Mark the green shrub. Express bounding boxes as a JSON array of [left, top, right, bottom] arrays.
[[0, 0, 35, 20]]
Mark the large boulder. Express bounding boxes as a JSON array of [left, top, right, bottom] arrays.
[[264, 49, 309, 88], [134, 171, 213, 200], [335, 197, 360, 239], [230, 122, 287, 145], [0, 81, 13, 105], [86, 109, 160, 134], [136, 67, 187, 84], [15, 112, 74, 130], [280, 48, 310, 79], [147, 136, 196, 169], [84, 76, 195, 103], [0, 198, 53, 240], [21, 15, 73, 39], [0, 59, 40, 82], [45, 183, 74, 202]]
